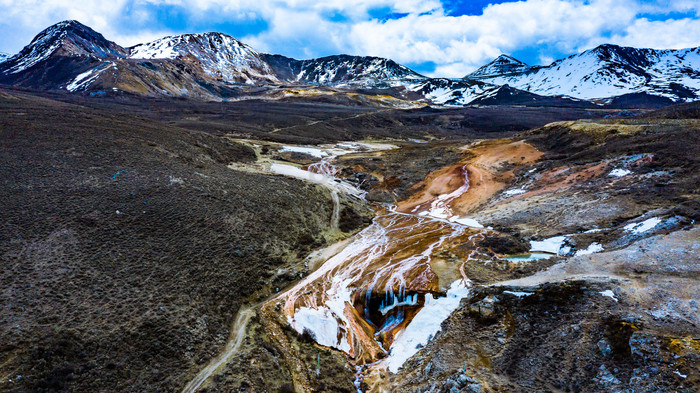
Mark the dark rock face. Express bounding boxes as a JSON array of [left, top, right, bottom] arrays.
[[338, 206, 369, 233], [392, 282, 698, 393]]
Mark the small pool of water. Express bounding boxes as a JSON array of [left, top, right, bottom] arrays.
[[504, 252, 553, 263]]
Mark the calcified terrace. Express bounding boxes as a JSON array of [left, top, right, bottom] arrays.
[[266, 140, 543, 377]]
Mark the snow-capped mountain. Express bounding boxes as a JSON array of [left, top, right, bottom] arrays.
[[468, 44, 700, 102], [468, 55, 531, 79], [2, 20, 699, 107], [129, 33, 279, 84], [0, 20, 426, 97], [0, 53, 10, 63], [263, 54, 424, 87], [0, 20, 127, 91], [407, 78, 595, 107], [1, 20, 125, 75]]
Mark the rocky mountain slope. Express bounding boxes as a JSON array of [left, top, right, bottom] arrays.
[[468, 44, 700, 102], [0, 88, 374, 393], [0, 21, 126, 90], [262, 53, 424, 87], [411, 78, 595, 107], [468, 54, 530, 78], [128, 33, 280, 84], [0, 21, 425, 98]]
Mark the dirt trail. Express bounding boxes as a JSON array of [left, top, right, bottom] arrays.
[[331, 190, 340, 231], [260, 301, 314, 393], [181, 307, 255, 393]]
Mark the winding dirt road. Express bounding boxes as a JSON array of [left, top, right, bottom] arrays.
[[181, 307, 255, 393]]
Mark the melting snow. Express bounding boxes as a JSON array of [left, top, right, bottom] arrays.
[[503, 188, 526, 196], [624, 217, 662, 234], [609, 168, 632, 177], [269, 163, 364, 197], [503, 290, 534, 298], [290, 307, 351, 352], [449, 217, 484, 228], [599, 290, 618, 302], [504, 253, 552, 263], [385, 280, 471, 373], [575, 242, 604, 256], [529, 236, 569, 255], [279, 146, 329, 158], [378, 293, 419, 316]]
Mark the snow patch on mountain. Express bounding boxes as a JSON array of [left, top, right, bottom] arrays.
[[261, 53, 426, 88], [1, 20, 126, 77], [128, 38, 179, 59], [129, 33, 278, 84], [4, 22, 69, 74], [66, 62, 115, 92], [0, 53, 10, 63], [409, 78, 498, 105]]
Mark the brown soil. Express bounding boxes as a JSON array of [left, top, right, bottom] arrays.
[[396, 140, 543, 215]]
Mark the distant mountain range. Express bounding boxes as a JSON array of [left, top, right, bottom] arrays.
[[1, 20, 699, 107], [466, 45, 700, 102]]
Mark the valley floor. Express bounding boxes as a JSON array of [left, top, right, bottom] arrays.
[[0, 89, 698, 393]]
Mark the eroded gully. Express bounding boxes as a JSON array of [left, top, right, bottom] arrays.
[[184, 140, 539, 393]]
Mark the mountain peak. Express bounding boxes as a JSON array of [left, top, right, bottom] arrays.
[[581, 43, 657, 71], [129, 31, 278, 84], [588, 43, 632, 57], [1, 20, 126, 75], [128, 32, 251, 60], [495, 54, 526, 64], [53, 19, 87, 30], [30, 20, 106, 46], [466, 54, 529, 79]]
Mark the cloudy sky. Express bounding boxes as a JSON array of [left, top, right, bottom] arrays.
[[1, 0, 699, 77]]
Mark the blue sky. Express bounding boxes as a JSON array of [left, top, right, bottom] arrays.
[[1, 0, 699, 77]]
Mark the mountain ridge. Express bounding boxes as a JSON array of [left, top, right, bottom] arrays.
[[468, 43, 700, 101], [1, 20, 699, 106], [467, 54, 531, 78]]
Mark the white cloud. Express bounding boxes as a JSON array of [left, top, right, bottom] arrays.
[[0, 0, 699, 77], [342, 0, 645, 75], [608, 17, 700, 49]]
